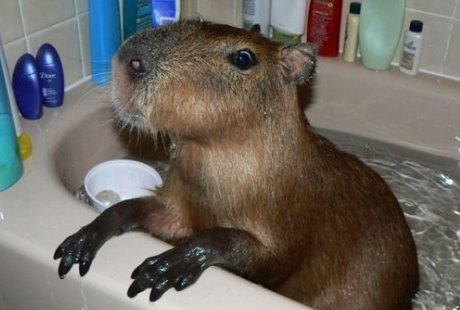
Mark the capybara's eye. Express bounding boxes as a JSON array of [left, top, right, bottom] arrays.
[[230, 49, 257, 70]]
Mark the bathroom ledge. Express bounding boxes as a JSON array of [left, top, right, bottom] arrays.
[[307, 57, 460, 161]]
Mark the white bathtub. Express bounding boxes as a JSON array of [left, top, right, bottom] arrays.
[[0, 58, 458, 310]]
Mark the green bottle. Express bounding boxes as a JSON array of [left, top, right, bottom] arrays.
[[359, 0, 406, 71]]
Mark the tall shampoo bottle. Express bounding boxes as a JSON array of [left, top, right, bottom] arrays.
[[399, 20, 424, 75], [307, 0, 343, 57]]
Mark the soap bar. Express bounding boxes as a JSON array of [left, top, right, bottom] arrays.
[[359, 0, 406, 71]]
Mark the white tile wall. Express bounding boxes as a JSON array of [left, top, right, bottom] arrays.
[[0, 0, 88, 88], [0, 0, 459, 87]]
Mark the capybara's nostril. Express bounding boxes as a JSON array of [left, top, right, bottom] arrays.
[[129, 58, 147, 76]]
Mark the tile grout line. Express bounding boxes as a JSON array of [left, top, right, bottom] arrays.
[[74, 0, 88, 78], [16, 0, 29, 52]]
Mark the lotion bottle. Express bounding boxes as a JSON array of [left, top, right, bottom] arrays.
[[307, 0, 343, 57], [343, 2, 361, 62], [399, 20, 424, 76], [13, 54, 43, 120], [36, 43, 65, 107]]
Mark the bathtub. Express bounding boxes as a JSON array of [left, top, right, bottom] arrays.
[[0, 58, 459, 309]]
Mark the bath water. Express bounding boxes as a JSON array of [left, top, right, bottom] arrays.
[[318, 128, 460, 310]]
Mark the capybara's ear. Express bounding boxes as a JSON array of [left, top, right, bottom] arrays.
[[281, 43, 317, 85]]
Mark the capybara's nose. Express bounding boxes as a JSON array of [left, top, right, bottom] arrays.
[[128, 57, 148, 76]]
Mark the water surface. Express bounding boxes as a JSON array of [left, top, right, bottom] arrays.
[[319, 128, 460, 310]]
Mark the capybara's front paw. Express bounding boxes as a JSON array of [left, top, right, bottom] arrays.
[[127, 246, 207, 301], [53, 225, 104, 278]]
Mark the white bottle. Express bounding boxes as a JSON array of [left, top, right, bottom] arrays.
[[270, 0, 308, 43], [400, 20, 424, 75], [343, 2, 361, 63], [243, 0, 271, 36]]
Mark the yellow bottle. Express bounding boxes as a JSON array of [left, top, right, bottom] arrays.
[[343, 2, 361, 63]]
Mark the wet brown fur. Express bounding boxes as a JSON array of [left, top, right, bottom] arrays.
[[112, 20, 418, 309]]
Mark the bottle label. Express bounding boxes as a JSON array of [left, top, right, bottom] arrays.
[[39, 71, 58, 104], [403, 39, 417, 52], [400, 50, 415, 70], [307, 0, 341, 57], [243, 0, 256, 16]]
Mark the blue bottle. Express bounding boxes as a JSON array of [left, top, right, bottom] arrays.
[[88, 0, 121, 84], [13, 53, 43, 120], [0, 51, 24, 191], [36, 43, 65, 107]]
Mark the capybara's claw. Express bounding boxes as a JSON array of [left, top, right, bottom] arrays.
[[54, 226, 102, 278]]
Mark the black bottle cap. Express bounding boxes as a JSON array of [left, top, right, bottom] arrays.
[[350, 2, 361, 14], [409, 20, 423, 33]]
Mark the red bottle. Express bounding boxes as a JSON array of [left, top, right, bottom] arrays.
[[307, 0, 343, 57]]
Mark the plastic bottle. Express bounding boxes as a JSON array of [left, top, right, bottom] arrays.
[[359, 0, 405, 71], [12, 54, 43, 120], [270, 0, 308, 45], [36, 43, 65, 107], [0, 42, 24, 191], [343, 2, 361, 62], [307, 0, 343, 57], [122, 0, 153, 39], [399, 20, 424, 76], [243, 0, 271, 36], [0, 35, 32, 160], [151, 0, 181, 28], [88, 0, 121, 85]]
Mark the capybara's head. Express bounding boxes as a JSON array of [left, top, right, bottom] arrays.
[[112, 20, 317, 139]]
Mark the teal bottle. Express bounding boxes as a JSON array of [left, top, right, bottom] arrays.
[[0, 55, 23, 191], [359, 0, 406, 71]]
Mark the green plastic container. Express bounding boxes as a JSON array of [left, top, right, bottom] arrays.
[[359, 0, 406, 71]]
